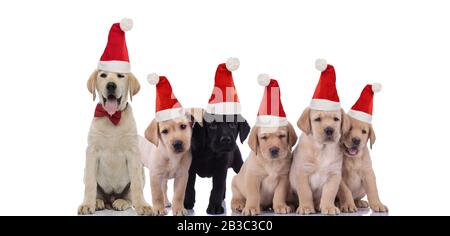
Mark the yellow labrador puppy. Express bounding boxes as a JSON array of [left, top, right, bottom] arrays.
[[290, 108, 350, 215], [78, 70, 152, 215], [141, 108, 203, 216], [231, 124, 298, 216], [338, 116, 388, 213]]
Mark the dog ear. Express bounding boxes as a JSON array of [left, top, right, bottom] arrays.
[[369, 124, 376, 149], [186, 108, 204, 127], [144, 119, 159, 146], [297, 108, 311, 135], [340, 109, 351, 136], [128, 73, 140, 102], [247, 127, 259, 153], [191, 121, 206, 151], [287, 122, 298, 149], [238, 119, 251, 143], [87, 70, 98, 101]]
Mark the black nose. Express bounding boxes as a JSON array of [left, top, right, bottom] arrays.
[[270, 147, 280, 158], [220, 136, 232, 144], [106, 82, 117, 93], [172, 140, 184, 151], [352, 138, 361, 146], [324, 127, 334, 136]]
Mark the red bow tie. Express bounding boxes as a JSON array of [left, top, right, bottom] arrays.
[[94, 103, 122, 125]]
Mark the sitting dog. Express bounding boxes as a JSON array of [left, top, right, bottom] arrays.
[[78, 19, 152, 215]]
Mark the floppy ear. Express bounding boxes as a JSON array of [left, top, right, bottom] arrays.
[[369, 124, 376, 149], [186, 108, 204, 127], [238, 120, 251, 143], [144, 119, 159, 146], [247, 127, 259, 153], [128, 73, 140, 102], [191, 120, 206, 151], [87, 70, 98, 101], [340, 109, 351, 136], [287, 122, 298, 149], [297, 108, 311, 135]]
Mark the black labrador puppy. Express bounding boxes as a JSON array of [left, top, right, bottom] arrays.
[[184, 112, 250, 214]]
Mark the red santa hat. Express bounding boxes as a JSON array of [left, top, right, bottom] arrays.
[[206, 57, 241, 115], [348, 83, 382, 124], [309, 59, 341, 111], [255, 74, 288, 127], [97, 18, 133, 73], [147, 73, 184, 122]]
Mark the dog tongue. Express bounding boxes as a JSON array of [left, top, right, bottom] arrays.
[[348, 147, 358, 156], [104, 99, 118, 116]]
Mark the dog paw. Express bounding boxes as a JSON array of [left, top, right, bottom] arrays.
[[78, 204, 95, 215], [242, 206, 260, 216], [153, 206, 168, 216], [135, 205, 154, 216], [184, 201, 195, 210], [231, 199, 245, 212], [274, 204, 292, 214], [355, 199, 369, 208], [296, 205, 316, 215], [95, 199, 105, 211], [320, 204, 340, 215], [112, 199, 131, 211], [340, 202, 358, 213], [206, 203, 224, 215], [172, 206, 188, 216], [370, 202, 388, 212]]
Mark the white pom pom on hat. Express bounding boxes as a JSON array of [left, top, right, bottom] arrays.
[[225, 57, 240, 71], [315, 58, 328, 72], [147, 73, 159, 85], [372, 83, 382, 93], [120, 18, 133, 32], [257, 74, 271, 86]]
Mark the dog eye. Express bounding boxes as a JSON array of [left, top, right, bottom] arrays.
[[362, 129, 367, 134], [334, 117, 340, 122], [279, 134, 286, 139], [100, 73, 107, 78], [180, 124, 187, 130], [209, 123, 217, 130], [261, 136, 268, 141], [117, 73, 125, 78], [161, 129, 169, 135], [314, 117, 321, 122]]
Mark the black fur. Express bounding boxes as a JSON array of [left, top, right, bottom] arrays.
[[184, 112, 250, 214]]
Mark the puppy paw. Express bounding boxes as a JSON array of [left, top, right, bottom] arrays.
[[340, 202, 358, 213], [242, 206, 260, 216], [112, 199, 131, 211], [95, 199, 105, 211], [153, 206, 168, 216], [274, 204, 292, 214], [370, 202, 388, 212], [206, 203, 224, 215], [296, 205, 316, 215], [320, 204, 340, 215], [184, 201, 195, 210], [355, 199, 369, 208], [231, 199, 245, 212], [78, 204, 95, 215], [172, 206, 188, 216], [135, 204, 154, 216]]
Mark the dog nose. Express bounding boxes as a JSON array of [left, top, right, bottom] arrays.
[[172, 140, 184, 152], [324, 127, 334, 136], [270, 147, 280, 158], [220, 136, 232, 144], [352, 138, 361, 146], [106, 82, 117, 93]]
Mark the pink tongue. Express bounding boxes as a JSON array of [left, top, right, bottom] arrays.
[[104, 99, 118, 115], [348, 148, 358, 155]]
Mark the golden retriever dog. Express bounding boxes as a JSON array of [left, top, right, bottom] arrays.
[[337, 117, 388, 212], [78, 70, 152, 215], [231, 124, 298, 216], [140, 108, 203, 216], [289, 108, 350, 215]]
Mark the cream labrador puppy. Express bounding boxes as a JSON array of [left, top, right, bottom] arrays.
[[78, 70, 152, 215], [289, 108, 350, 215], [140, 108, 203, 216], [231, 124, 297, 216], [337, 117, 388, 212]]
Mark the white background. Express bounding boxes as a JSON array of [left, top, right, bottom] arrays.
[[0, 0, 448, 216]]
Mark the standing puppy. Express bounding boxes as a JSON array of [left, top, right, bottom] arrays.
[[79, 19, 152, 215], [184, 58, 251, 214], [338, 84, 388, 213], [290, 59, 350, 215], [231, 75, 298, 216]]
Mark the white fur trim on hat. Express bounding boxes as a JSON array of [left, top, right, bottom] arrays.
[[225, 57, 240, 71], [348, 109, 372, 124], [372, 83, 382, 93], [206, 102, 241, 115], [257, 74, 270, 86], [98, 60, 131, 73], [155, 107, 185, 122], [310, 99, 341, 111], [120, 18, 133, 32], [315, 58, 328, 72], [255, 115, 288, 128], [147, 73, 160, 85]]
